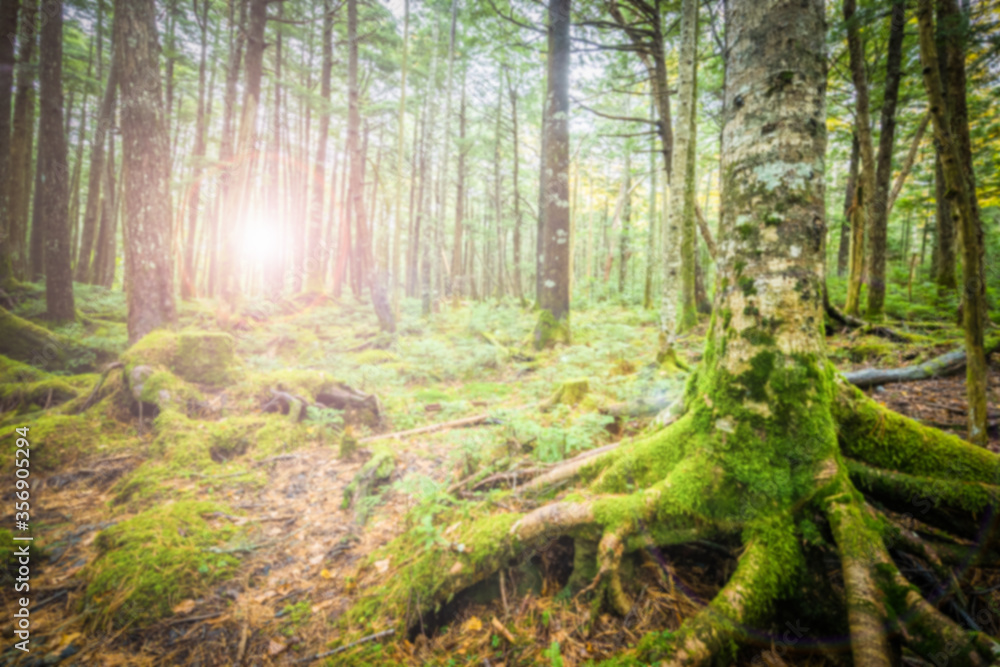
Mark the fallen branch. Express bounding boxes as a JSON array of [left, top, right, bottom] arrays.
[[843, 338, 1000, 389], [293, 629, 396, 664], [360, 413, 493, 443]]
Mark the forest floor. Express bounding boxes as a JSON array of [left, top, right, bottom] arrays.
[[1, 282, 998, 667]]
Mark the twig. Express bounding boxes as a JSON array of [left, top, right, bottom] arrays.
[[164, 611, 223, 626], [293, 629, 396, 664]]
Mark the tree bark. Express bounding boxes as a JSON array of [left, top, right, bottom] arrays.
[[114, 0, 177, 342], [7, 0, 36, 281], [0, 0, 20, 280], [93, 126, 118, 289], [533, 0, 571, 348], [672, 0, 698, 331], [643, 95, 658, 310], [837, 133, 859, 278], [843, 0, 876, 316], [865, 0, 906, 319], [37, 0, 74, 320], [180, 0, 210, 299], [916, 0, 988, 445], [76, 61, 118, 284], [451, 62, 467, 304], [306, 0, 333, 293], [507, 70, 525, 304]]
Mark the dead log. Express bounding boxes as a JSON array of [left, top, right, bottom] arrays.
[[843, 338, 1000, 389]]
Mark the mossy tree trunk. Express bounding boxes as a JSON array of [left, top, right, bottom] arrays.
[[114, 0, 177, 342], [349, 1, 1000, 664], [533, 0, 571, 349], [916, 0, 989, 446]]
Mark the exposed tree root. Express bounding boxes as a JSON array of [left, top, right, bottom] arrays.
[[340, 377, 1000, 664], [847, 459, 999, 540], [825, 488, 894, 667], [833, 378, 1000, 485]]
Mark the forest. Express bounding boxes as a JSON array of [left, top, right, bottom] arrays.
[[1, 0, 999, 664]]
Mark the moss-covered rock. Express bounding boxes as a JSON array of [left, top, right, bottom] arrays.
[[122, 330, 237, 386], [540, 378, 591, 411]]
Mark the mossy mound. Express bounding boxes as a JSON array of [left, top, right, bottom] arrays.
[[540, 378, 591, 411], [2, 414, 108, 471], [122, 330, 238, 386], [83, 500, 242, 631], [0, 309, 96, 372], [128, 365, 205, 415]]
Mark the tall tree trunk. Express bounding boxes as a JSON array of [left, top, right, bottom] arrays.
[[76, 61, 118, 283], [865, 0, 906, 319], [618, 148, 631, 296], [837, 132, 859, 278], [37, 0, 74, 320], [449, 63, 468, 304], [114, 0, 177, 342], [916, 0, 987, 444], [672, 0, 698, 331], [391, 0, 409, 314], [306, 0, 333, 293], [347, 0, 373, 305], [843, 0, 877, 316], [0, 0, 20, 280], [214, 0, 249, 299], [643, 96, 658, 310], [533, 0, 571, 348], [507, 70, 525, 305], [7, 0, 36, 281], [180, 0, 210, 298], [93, 124, 117, 288]]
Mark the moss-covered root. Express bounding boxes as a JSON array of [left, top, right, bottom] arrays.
[[825, 491, 894, 667], [847, 459, 1000, 540], [884, 564, 998, 667], [643, 522, 796, 666], [860, 507, 1000, 665], [833, 377, 1000, 484]]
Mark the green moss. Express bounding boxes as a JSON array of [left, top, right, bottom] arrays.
[[123, 330, 237, 386], [834, 378, 1000, 484], [83, 500, 241, 630], [541, 378, 590, 410], [174, 332, 237, 384], [533, 308, 570, 350], [0, 309, 95, 372], [2, 413, 107, 470], [737, 276, 757, 296], [134, 369, 204, 413], [740, 327, 775, 347], [353, 349, 400, 365]]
